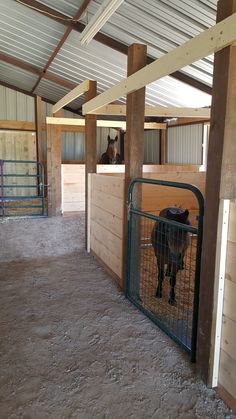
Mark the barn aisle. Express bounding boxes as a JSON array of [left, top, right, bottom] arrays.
[[0, 216, 235, 418]]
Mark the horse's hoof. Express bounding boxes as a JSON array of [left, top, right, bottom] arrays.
[[168, 298, 176, 305], [156, 290, 162, 298]]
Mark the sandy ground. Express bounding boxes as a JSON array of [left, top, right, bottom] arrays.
[[0, 215, 85, 263], [0, 215, 235, 419]]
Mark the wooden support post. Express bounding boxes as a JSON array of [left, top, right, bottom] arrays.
[[197, 0, 236, 385], [85, 81, 97, 249], [35, 96, 43, 164], [122, 44, 147, 288], [160, 129, 167, 164], [46, 111, 62, 216]]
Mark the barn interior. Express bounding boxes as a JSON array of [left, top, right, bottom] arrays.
[[0, 0, 236, 417]]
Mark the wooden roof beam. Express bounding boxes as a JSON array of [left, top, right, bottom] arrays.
[[46, 117, 166, 130], [52, 80, 90, 113], [82, 14, 236, 114], [89, 104, 211, 118]]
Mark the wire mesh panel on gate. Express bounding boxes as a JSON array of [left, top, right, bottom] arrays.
[[126, 179, 204, 360]]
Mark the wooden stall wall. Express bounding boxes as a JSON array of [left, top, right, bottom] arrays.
[[61, 164, 85, 212], [87, 168, 205, 289], [218, 200, 236, 410], [90, 174, 125, 288]]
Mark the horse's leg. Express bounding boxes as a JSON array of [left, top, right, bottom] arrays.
[[166, 262, 172, 276], [169, 264, 177, 304], [156, 259, 164, 298]]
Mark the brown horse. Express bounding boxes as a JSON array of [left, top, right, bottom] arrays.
[[99, 135, 122, 164], [151, 207, 190, 305]]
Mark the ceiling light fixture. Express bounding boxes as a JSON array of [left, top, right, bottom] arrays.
[[80, 0, 124, 45]]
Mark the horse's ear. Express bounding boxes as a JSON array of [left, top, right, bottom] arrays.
[[183, 209, 189, 222], [115, 135, 118, 142], [107, 135, 111, 142]]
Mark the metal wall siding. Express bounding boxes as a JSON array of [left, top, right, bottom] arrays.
[[144, 130, 160, 164], [167, 124, 203, 164], [0, 86, 35, 121], [61, 132, 84, 161]]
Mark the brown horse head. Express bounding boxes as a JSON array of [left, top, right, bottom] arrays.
[[106, 135, 118, 163]]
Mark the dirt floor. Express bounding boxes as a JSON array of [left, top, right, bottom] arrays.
[[0, 215, 235, 419]]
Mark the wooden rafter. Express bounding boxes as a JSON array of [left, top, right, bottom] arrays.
[[83, 13, 236, 114], [31, 0, 91, 93], [17, 0, 212, 95], [88, 104, 211, 118], [52, 80, 90, 113]]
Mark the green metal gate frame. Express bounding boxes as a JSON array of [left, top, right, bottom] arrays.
[[125, 178, 204, 361], [0, 160, 45, 217]]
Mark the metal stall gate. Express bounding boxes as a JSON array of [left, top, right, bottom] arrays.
[[0, 160, 45, 217], [125, 179, 204, 361]]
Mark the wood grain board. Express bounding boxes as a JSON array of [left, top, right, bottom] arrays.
[[219, 200, 236, 405]]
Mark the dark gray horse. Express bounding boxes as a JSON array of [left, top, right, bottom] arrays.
[[99, 135, 122, 164], [151, 207, 190, 305]]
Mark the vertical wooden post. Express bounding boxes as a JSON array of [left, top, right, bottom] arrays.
[[85, 81, 97, 249], [46, 111, 61, 216], [122, 43, 147, 288], [197, 0, 236, 384], [160, 129, 167, 164], [35, 96, 43, 164]]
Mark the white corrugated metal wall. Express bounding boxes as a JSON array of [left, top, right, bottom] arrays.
[[1, 86, 206, 164], [0, 85, 35, 121], [42, 101, 85, 161], [144, 130, 160, 163], [167, 124, 203, 164]]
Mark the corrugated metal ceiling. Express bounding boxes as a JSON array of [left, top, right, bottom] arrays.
[[0, 0, 216, 111], [0, 60, 38, 91], [0, 0, 65, 68]]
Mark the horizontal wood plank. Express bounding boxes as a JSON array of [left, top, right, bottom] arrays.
[[91, 204, 123, 239], [0, 120, 35, 131], [91, 104, 211, 118], [90, 219, 122, 259], [91, 231, 122, 278], [91, 189, 123, 218], [219, 349, 236, 401], [91, 174, 124, 199]]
